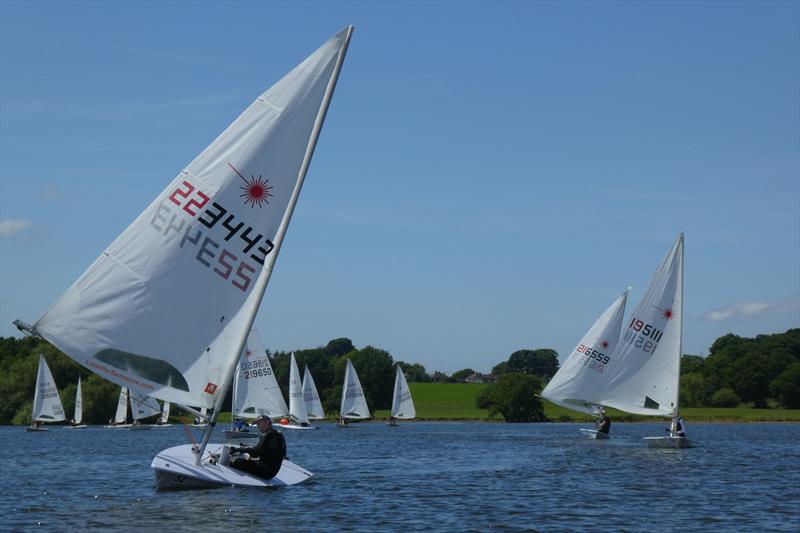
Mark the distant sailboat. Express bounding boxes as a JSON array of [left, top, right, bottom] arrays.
[[27, 354, 66, 432], [105, 387, 132, 428], [541, 289, 629, 439], [190, 407, 208, 428], [388, 365, 415, 426], [279, 353, 318, 430], [130, 390, 160, 430], [153, 401, 172, 428], [65, 376, 88, 429], [15, 25, 353, 488], [225, 329, 288, 439], [337, 359, 370, 426], [302, 366, 325, 420]]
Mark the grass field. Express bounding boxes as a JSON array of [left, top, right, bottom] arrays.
[[373, 383, 800, 422], [190, 383, 800, 424]]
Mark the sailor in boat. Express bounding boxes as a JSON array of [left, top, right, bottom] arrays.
[[667, 416, 687, 438], [596, 409, 611, 435], [233, 418, 247, 432], [229, 415, 287, 480]]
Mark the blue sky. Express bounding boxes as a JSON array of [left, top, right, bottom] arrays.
[[1, 1, 798, 373]]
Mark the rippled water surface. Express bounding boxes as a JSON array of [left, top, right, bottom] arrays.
[[2, 422, 799, 531]]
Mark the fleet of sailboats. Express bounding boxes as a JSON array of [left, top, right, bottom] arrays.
[[225, 330, 288, 438], [541, 234, 692, 447]]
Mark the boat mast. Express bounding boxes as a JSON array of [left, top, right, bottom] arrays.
[[674, 233, 685, 421], [195, 26, 354, 463]]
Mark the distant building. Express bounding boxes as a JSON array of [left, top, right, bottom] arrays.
[[465, 373, 495, 384], [430, 371, 449, 382]]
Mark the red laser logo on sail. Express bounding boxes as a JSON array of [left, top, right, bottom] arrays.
[[229, 162, 273, 208]]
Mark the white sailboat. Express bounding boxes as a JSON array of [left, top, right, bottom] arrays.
[[388, 365, 416, 426], [27, 354, 66, 432], [105, 387, 132, 428], [337, 358, 370, 426], [190, 406, 209, 428], [130, 390, 161, 429], [153, 401, 172, 428], [540, 289, 629, 439], [65, 376, 88, 429], [279, 353, 318, 430], [302, 365, 325, 420], [225, 329, 288, 439], [14, 26, 353, 488]]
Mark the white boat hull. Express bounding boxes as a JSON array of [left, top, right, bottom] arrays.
[[277, 423, 319, 431], [26, 427, 49, 432], [151, 444, 312, 490], [151, 424, 173, 429], [65, 425, 88, 429], [579, 429, 610, 440], [130, 424, 152, 430], [644, 436, 694, 448], [104, 424, 133, 429]]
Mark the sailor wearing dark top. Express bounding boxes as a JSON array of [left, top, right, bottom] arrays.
[[596, 409, 611, 435], [229, 415, 286, 480]]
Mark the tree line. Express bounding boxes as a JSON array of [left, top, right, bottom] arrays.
[[0, 328, 797, 425]]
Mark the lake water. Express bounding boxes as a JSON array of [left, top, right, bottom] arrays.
[[2, 422, 798, 531]]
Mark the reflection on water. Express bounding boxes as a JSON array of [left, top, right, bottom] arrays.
[[1, 422, 799, 531]]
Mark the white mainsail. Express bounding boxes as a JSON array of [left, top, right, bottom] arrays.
[[540, 289, 629, 414], [74, 376, 83, 425], [31, 354, 66, 424], [302, 366, 325, 419], [390, 366, 416, 420], [289, 353, 309, 425], [24, 27, 353, 413], [160, 402, 171, 424], [600, 234, 684, 416], [114, 387, 129, 424], [131, 391, 162, 421], [340, 359, 370, 419], [232, 330, 288, 419]]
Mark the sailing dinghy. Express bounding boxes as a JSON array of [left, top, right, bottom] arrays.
[[153, 401, 172, 428], [279, 353, 318, 430], [540, 289, 629, 439], [302, 365, 325, 420], [130, 390, 161, 429], [388, 365, 415, 426], [65, 376, 88, 429], [337, 358, 370, 426], [224, 330, 288, 439], [14, 26, 353, 488], [104, 387, 132, 428], [27, 354, 66, 432]]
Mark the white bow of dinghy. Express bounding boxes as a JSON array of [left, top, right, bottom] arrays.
[[151, 444, 312, 490]]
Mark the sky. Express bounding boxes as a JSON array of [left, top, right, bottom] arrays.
[[1, 1, 798, 374]]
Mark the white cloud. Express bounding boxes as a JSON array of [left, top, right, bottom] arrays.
[[0, 219, 32, 237], [705, 297, 800, 322]]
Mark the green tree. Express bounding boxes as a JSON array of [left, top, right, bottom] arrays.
[[493, 349, 559, 380], [770, 362, 800, 408], [397, 361, 430, 382], [475, 373, 545, 422], [710, 388, 740, 407], [680, 372, 712, 407], [451, 368, 476, 381], [681, 355, 705, 375]]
